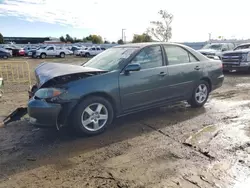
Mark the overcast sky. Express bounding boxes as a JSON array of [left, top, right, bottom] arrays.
[[0, 0, 249, 42]]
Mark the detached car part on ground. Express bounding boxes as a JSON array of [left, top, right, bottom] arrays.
[[28, 42, 224, 136], [221, 43, 250, 72]]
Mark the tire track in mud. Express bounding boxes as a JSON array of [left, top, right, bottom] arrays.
[[140, 122, 216, 160]]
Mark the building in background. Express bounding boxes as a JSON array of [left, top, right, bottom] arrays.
[[3, 37, 53, 44]]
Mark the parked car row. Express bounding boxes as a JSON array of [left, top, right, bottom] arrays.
[[0, 43, 110, 59]]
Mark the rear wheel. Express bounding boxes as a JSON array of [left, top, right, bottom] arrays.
[[188, 80, 209, 108], [60, 52, 65, 58], [40, 53, 46, 59], [85, 53, 90, 57], [72, 96, 114, 136]]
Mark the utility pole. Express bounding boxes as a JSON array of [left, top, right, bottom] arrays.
[[208, 33, 211, 42], [122, 29, 126, 42]]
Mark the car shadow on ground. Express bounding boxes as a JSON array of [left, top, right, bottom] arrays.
[[0, 103, 206, 180]]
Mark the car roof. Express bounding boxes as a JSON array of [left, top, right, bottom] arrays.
[[113, 42, 189, 49]]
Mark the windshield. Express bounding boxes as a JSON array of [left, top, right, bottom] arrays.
[[203, 44, 222, 50], [37, 46, 46, 50], [234, 45, 250, 51], [83, 47, 138, 71]]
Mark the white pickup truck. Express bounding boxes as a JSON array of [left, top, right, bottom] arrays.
[[80, 47, 106, 57], [35, 45, 70, 59]]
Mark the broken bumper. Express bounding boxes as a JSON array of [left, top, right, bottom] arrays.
[[28, 98, 62, 128]]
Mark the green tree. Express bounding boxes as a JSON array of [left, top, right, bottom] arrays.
[[117, 39, 124, 44], [104, 40, 110, 44], [132, 33, 153, 43], [91, 35, 103, 44], [147, 10, 173, 42], [0, 33, 4, 44], [65, 34, 74, 43], [59, 36, 66, 42], [83, 35, 103, 44]]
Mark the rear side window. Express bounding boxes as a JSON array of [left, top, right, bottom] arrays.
[[101, 48, 106, 50], [96, 48, 101, 50], [164, 45, 198, 65], [91, 48, 96, 50], [131, 46, 163, 69]]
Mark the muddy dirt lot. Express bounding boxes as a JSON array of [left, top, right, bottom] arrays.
[[1, 57, 250, 188]]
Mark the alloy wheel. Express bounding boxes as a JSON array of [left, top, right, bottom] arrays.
[[195, 84, 208, 104], [81, 103, 108, 132]]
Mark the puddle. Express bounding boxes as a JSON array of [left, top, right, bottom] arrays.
[[185, 125, 217, 145]]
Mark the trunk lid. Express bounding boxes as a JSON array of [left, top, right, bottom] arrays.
[[35, 62, 106, 87]]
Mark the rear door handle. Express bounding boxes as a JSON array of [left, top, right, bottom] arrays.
[[159, 72, 167, 76], [194, 66, 201, 70]]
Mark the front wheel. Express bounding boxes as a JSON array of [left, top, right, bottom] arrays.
[[188, 80, 209, 108], [72, 96, 114, 136], [3, 55, 8, 59]]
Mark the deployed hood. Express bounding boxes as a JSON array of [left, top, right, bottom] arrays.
[[35, 62, 106, 87]]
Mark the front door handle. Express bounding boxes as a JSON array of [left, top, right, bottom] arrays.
[[159, 72, 167, 76], [194, 66, 200, 70]]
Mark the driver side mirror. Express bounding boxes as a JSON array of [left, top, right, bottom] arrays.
[[124, 63, 141, 74]]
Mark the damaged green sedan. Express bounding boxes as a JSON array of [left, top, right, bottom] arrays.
[[28, 43, 224, 135]]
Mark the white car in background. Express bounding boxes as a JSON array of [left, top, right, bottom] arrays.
[[36, 45, 70, 59], [75, 47, 88, 56], [80, 46, 106, 57], [63, 48, 74, 55]]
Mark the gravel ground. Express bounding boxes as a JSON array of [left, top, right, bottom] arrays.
[[1, 57, 250, 188]]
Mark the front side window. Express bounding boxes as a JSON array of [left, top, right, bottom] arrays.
[[131, 46, 163, 69], [96, 48, 101, 51], [47, 47, 53, 50], [91, 48, 96, 51]]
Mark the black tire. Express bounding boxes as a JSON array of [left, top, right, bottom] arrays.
[[40, 53, 46, 59], [60, 52, 65, 58], [72, 96, 114, 136], [188, 80, 210, 108], [85, 53, 90, 57], [3, 55, 8, 59]]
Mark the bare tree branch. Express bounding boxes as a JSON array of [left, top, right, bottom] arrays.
[[147, 10, 173, 42]]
